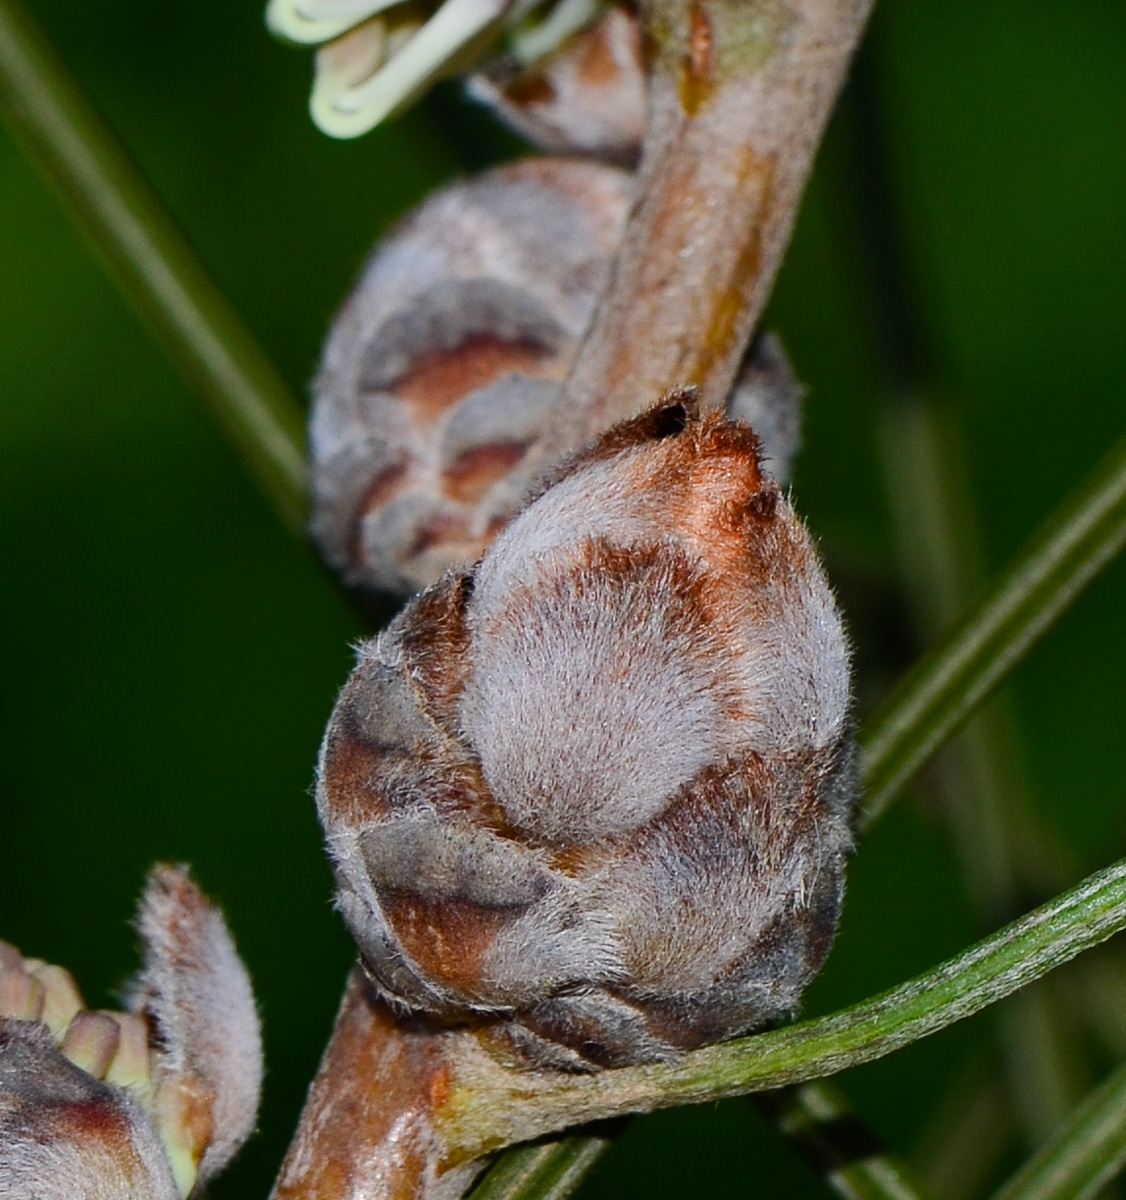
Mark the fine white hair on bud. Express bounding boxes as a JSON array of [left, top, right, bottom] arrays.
[[0, 867, 261, 1199], [129, 864, 263, 1190], [316, 394, 855, 1070]]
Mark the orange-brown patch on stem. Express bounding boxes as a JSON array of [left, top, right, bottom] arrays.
[[270, 971, 481, 1200], [701, 146, 775, 370], [679, 0, 714, 114]]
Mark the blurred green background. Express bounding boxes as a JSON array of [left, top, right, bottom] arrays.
[[0, 0, 1123, 1196]]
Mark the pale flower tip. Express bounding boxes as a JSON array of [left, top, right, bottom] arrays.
[[314, 19, 388, 97], [104, 1011, 153, 1091], [267, 0, 398, 45], [312, 0, 511, 136], [60, 1009, 121, 1078], [0, 967, 46, 1022], [505, 0, 601, 66], [26, 962, 84, 1038]]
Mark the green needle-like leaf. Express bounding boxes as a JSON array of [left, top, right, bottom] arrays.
[[989, 1060, 1126, 1200], [445, 858, 1126, 1157], [859, 427, 1126, 829], [468, 1131, 619, 1200], [0, 0, 308, 530]]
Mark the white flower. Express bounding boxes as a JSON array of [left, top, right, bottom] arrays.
[[267, 0, 603, 138]]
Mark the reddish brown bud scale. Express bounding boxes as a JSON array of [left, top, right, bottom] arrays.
[[317, 397, 854, 1069], [468, 6, 647, 165]]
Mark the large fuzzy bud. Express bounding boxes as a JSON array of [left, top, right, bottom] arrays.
[[317, 395, 854, 1070]]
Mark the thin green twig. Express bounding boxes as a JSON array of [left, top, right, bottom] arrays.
[[755, 1081, 936, 1200], [453, 860, 1125, 1195], [446, 857, 1126, 1155], [859, 427, 1126, 829], [0, 0, 308, 529], [465, 1081, 931, 1200], [844, 37, 1094, 1155], [468, 1130, 621, 1200], [989, 1060, 1126, 1200]]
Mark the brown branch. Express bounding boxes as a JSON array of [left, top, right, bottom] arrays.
[[536, 0, 874, 459], [272, 1, 875, 1196], [271, 971, 486, 1200]]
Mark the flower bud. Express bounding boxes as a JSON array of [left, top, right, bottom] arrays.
[[0, 1020, 180, 1200], [0, 866, 261, 1198], [727, 329, 805, 483], [317, 395, 854, 1069], [309, 157, 634, 596], [267, 0, 613, 139], [468, 5, 646, 164]]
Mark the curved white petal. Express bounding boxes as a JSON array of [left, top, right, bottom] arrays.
[[266, 0, 402, 45], [507, 0, 600, 66], [313, 19, 389, 99], [312, 0, 512, 137]]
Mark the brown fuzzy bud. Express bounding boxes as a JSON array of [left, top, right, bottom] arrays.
[[317, 395, 854, 1070], [468, 5, 647, 164], [0, 867, 261, 1198], [728, 329, 805, 483], [0, 1020, 180, 1200]]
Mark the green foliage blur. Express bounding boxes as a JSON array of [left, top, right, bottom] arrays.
[[0, 1, 1123, 1196]]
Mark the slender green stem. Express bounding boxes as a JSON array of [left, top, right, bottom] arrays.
[[464, 1084, 931, 1200], [446, 857, 1126, 1155], [990, 1060, 1126, 1200], [467, 1131, 620, 1200], [858, 427, 1126, 829], [844, 37, 1101, 1168], [755, 1081, 936, 1200], [0, 0, 308, 529]]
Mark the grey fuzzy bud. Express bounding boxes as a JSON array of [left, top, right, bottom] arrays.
[[309, 157, 809, 600], [309, 157, 635, 596]]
